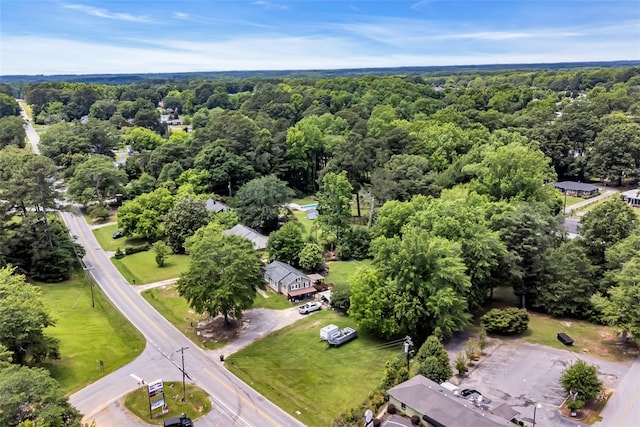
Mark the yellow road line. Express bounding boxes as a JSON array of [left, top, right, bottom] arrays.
[[204, 367, 281, 427], [67, 213, 167, 338]]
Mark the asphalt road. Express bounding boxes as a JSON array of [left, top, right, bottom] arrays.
[[20, 106, 304, 427]]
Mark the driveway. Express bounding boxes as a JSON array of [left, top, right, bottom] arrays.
[[456, 341, 631, 426]]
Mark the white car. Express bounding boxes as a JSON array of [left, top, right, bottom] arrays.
[[298, 301, 322, 314]]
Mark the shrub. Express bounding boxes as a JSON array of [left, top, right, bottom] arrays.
[[455, 352, 468, 375], [124, 244, 151, 255], [411, 415, 420, 425], [481, 308, 529, 335], [567, 400, 585, 411], [387, 403, 396, 414], [114, 248, 125, 259], [561, 359, 602, 401]]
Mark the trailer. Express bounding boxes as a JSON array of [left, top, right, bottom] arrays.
[[320, 324, 339, 341], [327, 327, 358, 347]]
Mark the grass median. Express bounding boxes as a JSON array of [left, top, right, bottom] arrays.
[[226, 310, 401, 426], [40, 274, 145, 394]]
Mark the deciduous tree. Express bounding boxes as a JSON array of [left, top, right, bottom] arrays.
[[0, 267, 59, 365], [298, 242, 324, 272], [0, 116, 26, 149], [235, 175, 293, 232], [560, 359, 602, 401], [317, 171, 353, 245], [163, 197, 209, 254], [0, 364, 82, 427], [67, 156, 127, 206], [177, 225, 263, 326], [266, 222, 305, 266]]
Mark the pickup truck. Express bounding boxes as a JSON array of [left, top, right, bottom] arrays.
[[298, 301, 322, 314]]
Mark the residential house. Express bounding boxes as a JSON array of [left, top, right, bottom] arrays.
[[554, 181, 600, 197], [387, 375, 514, 427], [622, 189, 640, 207], [263, 261, 316, 300], [205, 199, 230, 213], [223, 224, 268, 251]]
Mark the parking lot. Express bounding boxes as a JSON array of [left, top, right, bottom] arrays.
[[456, 341, 632, 426]]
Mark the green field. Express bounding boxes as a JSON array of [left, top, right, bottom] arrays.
[[40, 275, 145, 394], [226, 310, 401, 426], [523, 313, 635, 362], [141, 285, 223, 349], [124, 382, 212, 425], [325, 259, 372, 287], [93, 224, 147, 252], [113, 251, 190, 285], [252, 288, 294, 310]]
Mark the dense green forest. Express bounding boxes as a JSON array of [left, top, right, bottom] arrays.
[[1, 65, 640, 425]]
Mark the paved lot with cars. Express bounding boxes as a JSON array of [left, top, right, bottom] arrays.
[[457, 341, 632, 426]]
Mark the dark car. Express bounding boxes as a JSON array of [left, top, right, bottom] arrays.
[[163, 413, 193, 427], [112, 230, 123, 239]]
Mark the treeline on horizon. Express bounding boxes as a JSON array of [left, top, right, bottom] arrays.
[[1, 59, 639, 86]]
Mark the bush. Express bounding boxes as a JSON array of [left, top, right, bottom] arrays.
[[567, 400, 585, 411], [481, 308, 529, 335], [114, 248, 125, 259], [411, 415, 420, 425], [561, 359, 602, 401], [387, 403, 396, 414], [124, 244, 151, 255]]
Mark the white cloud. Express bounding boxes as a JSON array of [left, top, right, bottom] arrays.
[[1, 33, 637, 76], [63, 4, 154, 23], [253, 1, 289, 11]]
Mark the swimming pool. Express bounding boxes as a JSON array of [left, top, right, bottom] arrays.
[[300, 203, 318, 211]]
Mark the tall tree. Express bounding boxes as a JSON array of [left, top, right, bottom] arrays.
[[163, 197, 209, 253], [0, 116, 26, 149], [317, 171, 353, 246], [0, 267, 59, 364], [579, 198, 638, 266], [117, 188, 175, 240], [235, 175, 293, 232], [560, 360, 602, 402], [371, 154, 440, 203], [587, 123, 640, 186], [350, 229, 471, 341], [0, 364, 82, 427], [266, 222, 305, 267], [0, 93, 20, 118], [177, 225, 263, 326], [493, 203, 562, 308], [66, 155, 127, 206], [592, 258, 640, 343]]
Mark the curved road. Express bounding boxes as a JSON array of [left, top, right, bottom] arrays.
[[21, 107, 303, 427]]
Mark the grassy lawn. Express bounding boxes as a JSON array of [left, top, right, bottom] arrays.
[[292, 210, 317, 239], [141, 285, 224, 349], [226, 310, 401, 426], [39, 275, 145, 394], [93, 223, 147, 252], [569, 193, 618, 217], [113, 252, 189, 285], [522, 313, 636, 362], [252, 288, 293, 310], [124, 382, 211, 425], [325, 259, 372, 287]]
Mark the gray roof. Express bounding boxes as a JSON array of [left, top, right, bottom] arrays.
[[554, 181, 599, 192], [621, 189, 640, 199], [205, 199, 230, 213], [264, 261, 308, 286], [222, 224, 267, 250], [387, 375, 513, 427]]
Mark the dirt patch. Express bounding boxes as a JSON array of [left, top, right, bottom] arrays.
[[197, 316, 242, 343]]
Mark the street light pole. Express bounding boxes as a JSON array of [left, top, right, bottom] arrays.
[[176, 346, 189, 402], [533, 403, 542, 426]]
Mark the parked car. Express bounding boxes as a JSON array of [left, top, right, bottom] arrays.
[[298, 301, 322, 314], [112, 230, 123, 239], [164, 413, 192, 427], [460, 389, 491, 404]]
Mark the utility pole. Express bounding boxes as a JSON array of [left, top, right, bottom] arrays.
[[176, 346, 189, 402], [403, 336, 413, 372]]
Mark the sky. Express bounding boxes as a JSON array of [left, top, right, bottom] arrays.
[[1, 0, 639, 76]]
